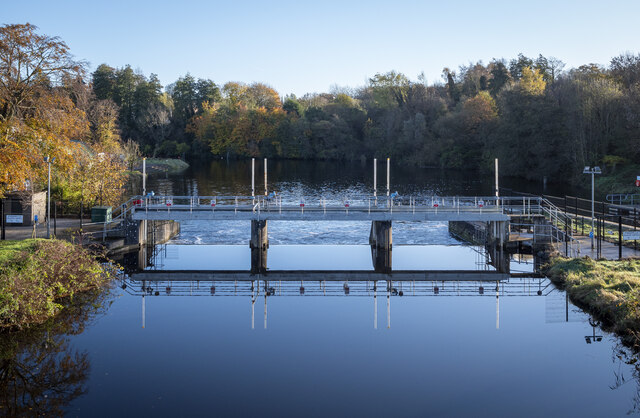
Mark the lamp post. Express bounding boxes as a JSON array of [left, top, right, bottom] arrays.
[[583, 166, 601, 249], [44, 156, 55, 239]]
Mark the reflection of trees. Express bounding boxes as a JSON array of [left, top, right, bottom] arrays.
[[0, 287, 113, 416], [611, 342, 640, 415]]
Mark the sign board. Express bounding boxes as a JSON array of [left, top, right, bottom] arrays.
[[6, 215, 23, 224], [636, 176, 640, 187], [589, 231, 594, 238], [623, 231, 640, 240]]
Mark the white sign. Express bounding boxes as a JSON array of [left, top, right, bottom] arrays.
[[6, 215, 23, 224], [623, 231, 640, 240]]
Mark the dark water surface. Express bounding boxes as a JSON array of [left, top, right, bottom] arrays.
[[3, 161, 638, 417]]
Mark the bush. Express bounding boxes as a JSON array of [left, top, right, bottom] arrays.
[[0, 240, 111, 328]]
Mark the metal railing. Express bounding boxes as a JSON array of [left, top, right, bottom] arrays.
[[126, 194, 516, 216], [607, 193, 640, 206]]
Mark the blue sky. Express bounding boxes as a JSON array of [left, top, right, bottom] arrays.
[[3, 0, 639, 96]]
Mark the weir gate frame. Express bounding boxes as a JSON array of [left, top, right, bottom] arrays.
[[114, 194, 579, 274]]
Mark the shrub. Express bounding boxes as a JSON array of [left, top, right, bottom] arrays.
[[0, 240, 111, 328]]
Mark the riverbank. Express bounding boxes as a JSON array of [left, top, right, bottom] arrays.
[[544, 257, 640, 348], [595, 164, 640, 196], [0, 239, 112, 329], [134, 158, 189, 175]]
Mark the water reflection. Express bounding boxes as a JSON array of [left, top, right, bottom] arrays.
[[122, 275, 551, 332], [612, 344, 640, 414], [0, 288, 113, 416], [126, 243, 538, 274]]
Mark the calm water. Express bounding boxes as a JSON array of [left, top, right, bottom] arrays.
[[3, 161, 638, 417]]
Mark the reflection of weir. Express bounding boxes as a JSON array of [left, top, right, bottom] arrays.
[[122, 234, 521, 275], [130, 270, 512, 282], [124, 272, 554, 329]]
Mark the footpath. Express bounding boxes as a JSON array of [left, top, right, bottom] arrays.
[[2, 218, 98, 241], [566, 235, 640, 260]]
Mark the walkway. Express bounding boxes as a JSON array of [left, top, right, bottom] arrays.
[[571, 235, 640, 260], [2, 218, 100, 241]]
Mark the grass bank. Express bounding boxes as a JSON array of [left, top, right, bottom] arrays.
[[136, 158, 189, 174], [595, 164, 640, 196], [0, 239, 112, 329], [543, 257, 640, 347]]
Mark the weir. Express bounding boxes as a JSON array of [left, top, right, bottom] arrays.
[[113, 159, 581, 274], [119, 196, 569, 273]]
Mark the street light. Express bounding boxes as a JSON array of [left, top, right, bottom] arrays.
[[583, 166, 601, 249], [44, 156, 55, 239]]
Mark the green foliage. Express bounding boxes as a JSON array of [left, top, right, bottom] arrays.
[[0, 240, 111, 329], [89, 51, 640, 187], [283, 97, 303, 116]]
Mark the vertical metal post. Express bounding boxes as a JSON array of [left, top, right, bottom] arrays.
[[264, 158, 268, 196], [496, 286, 500, 330], [46, 157, 51, 239], [373, 158, 377, 198], [142, 295, 145, 329], [386, 290, 390, 329], [495, 158, 499, 208], [142, 157, 146, 196], [575, 197, 578, 233], [0, 198, 5, 240], [386, 158, 390, 197], [565, 221, 568, 256], [597, 217, 601, 259], [591, 172, 595, 249], [374, 286, 377, 330], [619, 215, 623, 260], [251, 158, 255, 200]]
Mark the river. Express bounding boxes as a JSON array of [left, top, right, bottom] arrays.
[[2, 160, 638, 417]]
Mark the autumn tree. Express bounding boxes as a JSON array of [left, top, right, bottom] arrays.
[[0, 23, 85, 197]]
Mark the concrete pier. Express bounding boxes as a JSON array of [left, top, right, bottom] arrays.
[[487, 221, 509, 248], [487, 244, 510, 274], [369, 221, 392, 273], [250, 220, 268, 274]]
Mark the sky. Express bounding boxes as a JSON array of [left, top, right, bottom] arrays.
[[3, 0, 640, 96]]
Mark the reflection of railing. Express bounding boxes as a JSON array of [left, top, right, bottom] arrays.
[[121, 276, 554, 298]]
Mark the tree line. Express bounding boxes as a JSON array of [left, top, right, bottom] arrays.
[[94, 51, 639, 186], [3, 23, 640, 207], [187, 54, 640, 185]]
